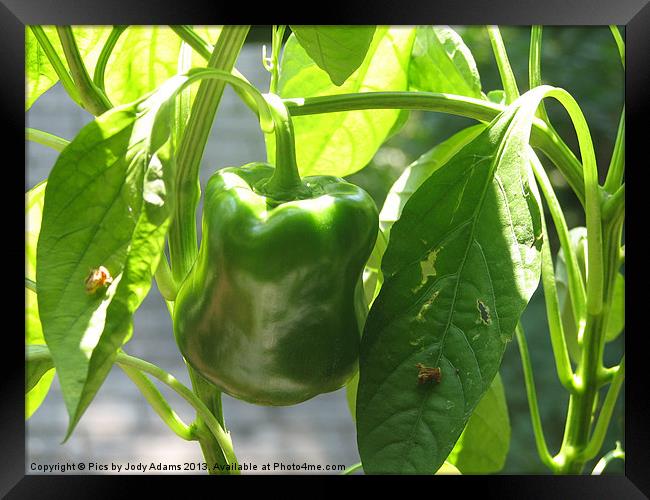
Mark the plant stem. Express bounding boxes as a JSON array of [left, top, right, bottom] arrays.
[[114, 352, 238, 471], [168, 25, 250, 285], [93, 25, 127, 95], [25, 128, 69, 152], [167, 25, 250, 475], [169, 25, 259, 115], [29, 26, 82, 107], [530, 155, 575, 391], [591, 441, 625, 475], [487, 26, 520, 104], [269, 25, 286, 94], [584, 357, 625, 460], [283, 92, 586, 206], [609, 26, 625, 69], [515, 323, 557, 471], [604, 108, 625, 194], [262, 93, 304, 196], [528, 26, 553, 125], [554, 213, 623, 473], [602, 184, 625, 221], [341, 462, 363, 475], [119, 362, 195, 441], [56, 26, 112, 116], [529, 150, 587, 344]]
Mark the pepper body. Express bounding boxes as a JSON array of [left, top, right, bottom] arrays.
[[173, 163, 378, 406]]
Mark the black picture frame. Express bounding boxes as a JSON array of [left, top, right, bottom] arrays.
[[3, 1, 648, 497]]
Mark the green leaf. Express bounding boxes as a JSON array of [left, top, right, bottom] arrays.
[[379, 124, 487, 240], [446, 373, 510, 473], [356, 97, 543, 474], [36, 76, 186, 437], [26, 181, 56, 419], [487, 90, 506, 105], [26, 345, 55, 394], [362, 229, 388, 310], [104, 26, 222, 106], [25, 27, 110, 110], [556, 227, 624, 362], [26, 29, 59, 110], [346, 370, 359, 422], [408, 26, 482, 99], [290, 26, 376, 86], [277, 27, 416, 177]]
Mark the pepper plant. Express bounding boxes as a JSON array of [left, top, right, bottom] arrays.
[[25, 25, 625, 475]]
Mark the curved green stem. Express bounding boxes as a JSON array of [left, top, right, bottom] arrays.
[[529, 150, 587, 345], [93, 25, 127, 94], [119, 362, 195, 441], [29, 26, 81, 106], [583, 357, 625, 461], [283, 92, 586, 206], [341, 462, 363, 475], [262, 93, 304, 196], [604, 108, 625, 194], [515, 322, 557, 471], [602, 184, 625, 221], [115, 352, 238, 469], [169, 25, 259, 115], [528, 26, 551, 123], [168, 26, 252, 285], [487, 26, 520, 104], [56, 26, 112, 115], [529, 152, 575, 391], [591, 441, 625, 475], [609, 26, 625, 69], [25, 128, 69, 152]]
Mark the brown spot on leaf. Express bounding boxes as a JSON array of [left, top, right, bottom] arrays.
[[416, 363, 441, 384]]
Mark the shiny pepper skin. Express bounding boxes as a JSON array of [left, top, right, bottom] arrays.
[[173, 163, 378, 406]]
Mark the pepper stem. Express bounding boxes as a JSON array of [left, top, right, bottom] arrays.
[[263, 93, 304, 196]]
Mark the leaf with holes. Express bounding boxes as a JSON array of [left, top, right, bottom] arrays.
[[356, 97, 542, 474]]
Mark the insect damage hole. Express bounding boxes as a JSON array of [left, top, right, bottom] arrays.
[[476, 299, 491, 325]]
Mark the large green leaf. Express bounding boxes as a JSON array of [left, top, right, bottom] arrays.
[[379, 124, 487, 240], [290, 26, 376, 86], [26, 181, 55, 419], [408, 26, 483, 99], [36, 76, 187, 436], [356, 95, 543, 474], [104, 26, 222, 106], [277, 27, 416, 177], [25, 26, 110, 110], [446, 373, 510, 473]]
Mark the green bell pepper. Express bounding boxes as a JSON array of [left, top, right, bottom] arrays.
[[172, 94, 378, 406], [173, 162, 378, 405]]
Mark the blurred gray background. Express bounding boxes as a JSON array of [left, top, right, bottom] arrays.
[[26, 27, 625, 475]]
